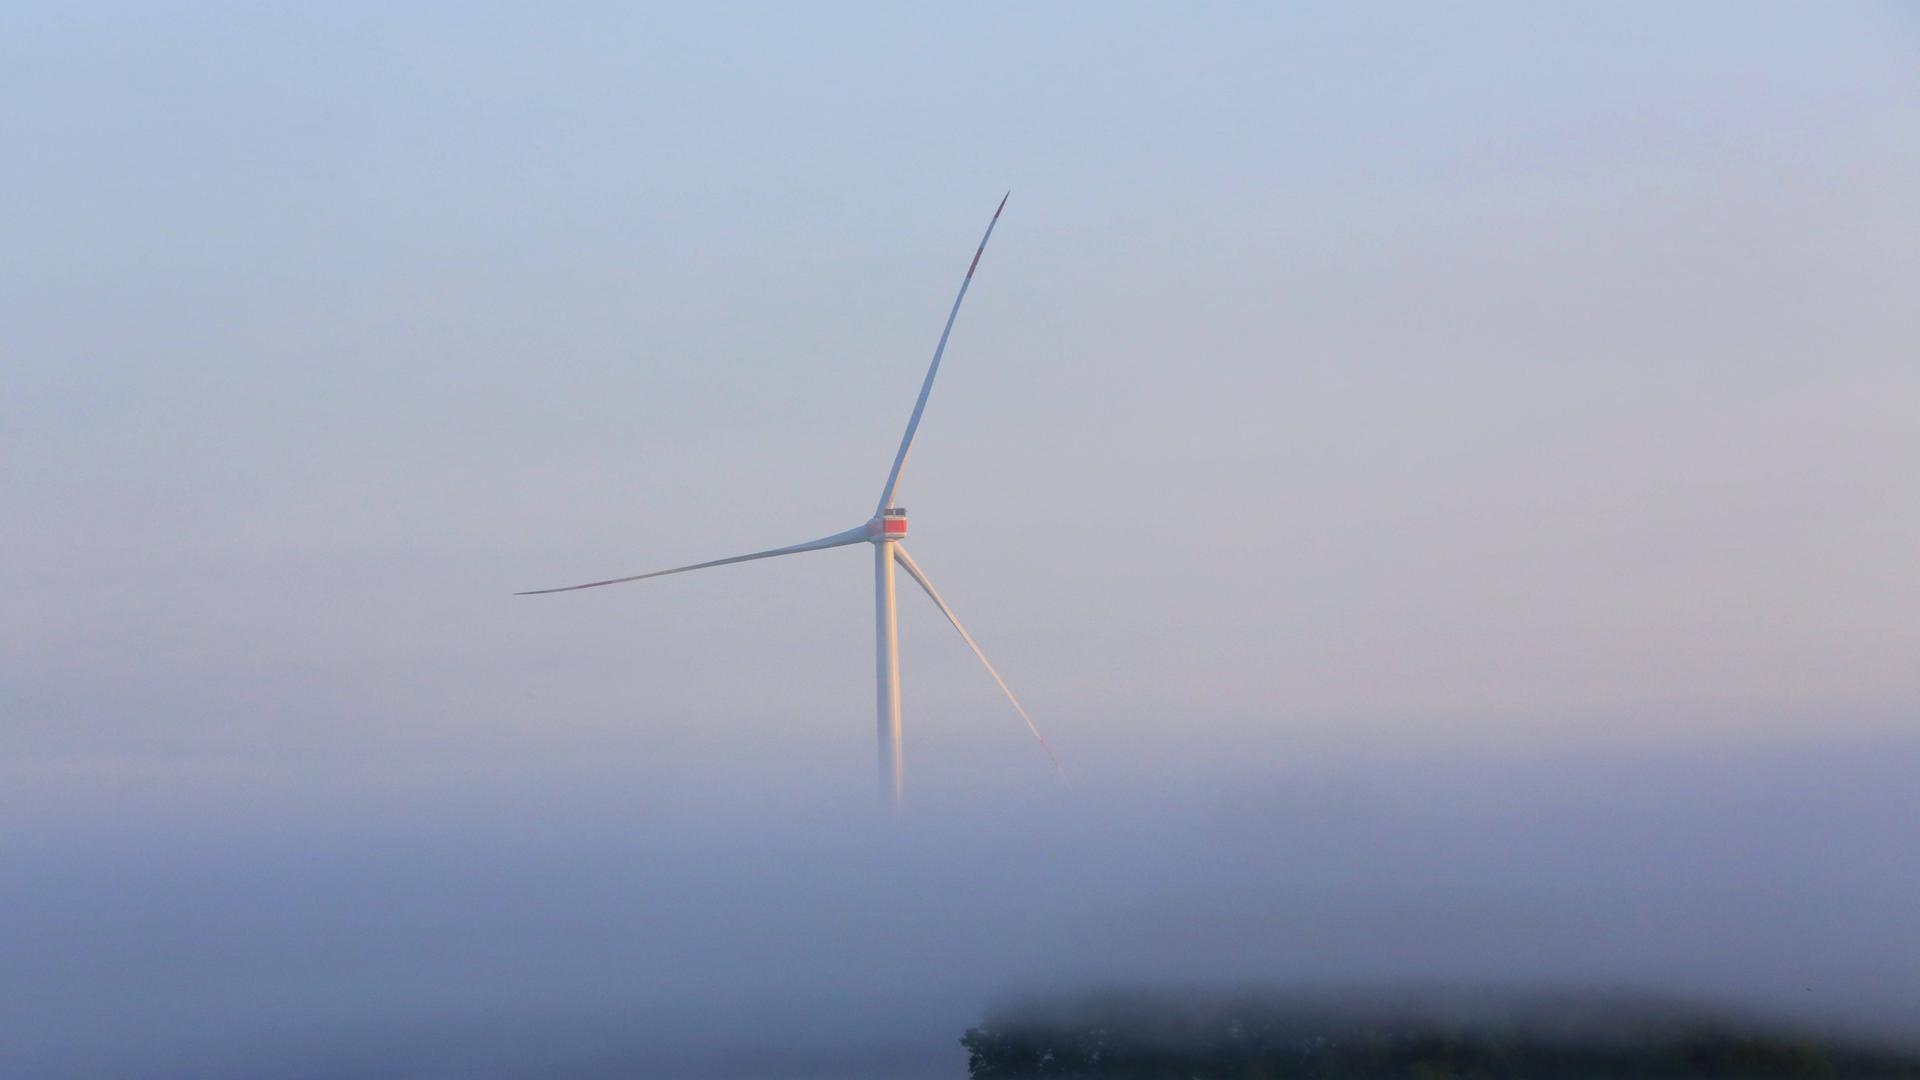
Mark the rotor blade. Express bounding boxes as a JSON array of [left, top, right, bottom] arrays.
[[892, 544, 1065, 778], [875, 192, 1010, 514], [516, 525, 869, 595]]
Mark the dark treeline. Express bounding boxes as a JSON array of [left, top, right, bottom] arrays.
[[961, 988, 1920, 1078]]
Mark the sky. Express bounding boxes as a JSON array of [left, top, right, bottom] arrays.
[[4, 3, 1919, 1077]]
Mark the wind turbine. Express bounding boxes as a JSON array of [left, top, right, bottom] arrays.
[[519, 194, 1060, 809]]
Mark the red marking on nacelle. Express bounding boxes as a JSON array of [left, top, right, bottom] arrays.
[[868, 515, 909, 539]]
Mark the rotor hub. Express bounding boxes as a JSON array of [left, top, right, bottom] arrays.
[[867, 507, 909, 541]]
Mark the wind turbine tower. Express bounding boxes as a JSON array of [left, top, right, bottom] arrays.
[[519, 195, 1059, 809]]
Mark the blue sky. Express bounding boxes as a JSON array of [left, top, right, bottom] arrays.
[[7, 3, 1916, 774]]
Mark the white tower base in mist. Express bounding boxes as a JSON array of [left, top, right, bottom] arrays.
[[874, 537, 904, 808]]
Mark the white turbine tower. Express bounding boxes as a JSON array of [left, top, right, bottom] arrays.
[[519, 194, 1060, 809]]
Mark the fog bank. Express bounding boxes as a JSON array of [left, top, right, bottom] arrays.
[[6, 732, 1916, 1078]]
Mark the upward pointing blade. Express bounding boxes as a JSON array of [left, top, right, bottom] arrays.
[[875, 192, 1010, 514], [516, 525, 869, 595], [892, 544, 1066, 779]]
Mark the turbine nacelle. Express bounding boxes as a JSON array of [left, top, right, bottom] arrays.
[[866, 507, 909, 542]]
